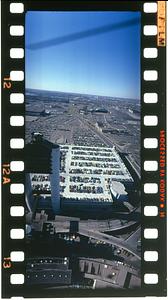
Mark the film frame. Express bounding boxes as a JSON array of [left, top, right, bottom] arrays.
[[1, 0, 167, 298]]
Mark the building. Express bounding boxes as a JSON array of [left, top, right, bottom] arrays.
[[110, 181, 128, 202], [25, 133, 60, 214], [26, 138, 134, 214], [26, 105, 51, 117], [26, 257, 72, 286], [60, 145, 133, 209], [79, 258, 140, 289]]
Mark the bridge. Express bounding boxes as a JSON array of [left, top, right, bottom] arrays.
[[78, 227, 141, 260]]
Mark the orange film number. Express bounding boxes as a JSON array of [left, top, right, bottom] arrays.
[[3, 77, 12, 89], [2, 164, 11, 185], [3, 257, 12, 269]]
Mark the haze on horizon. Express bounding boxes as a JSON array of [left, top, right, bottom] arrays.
[[26, 87, 140, 101]]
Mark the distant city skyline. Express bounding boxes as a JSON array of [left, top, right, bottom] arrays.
[[25, 11, 141, 99]]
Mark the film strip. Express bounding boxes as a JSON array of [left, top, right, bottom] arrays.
[[1, 0, 166, 298]]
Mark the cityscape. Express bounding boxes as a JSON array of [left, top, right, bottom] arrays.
[[25, 88, 141, 290], [25, 10, 141, 292]]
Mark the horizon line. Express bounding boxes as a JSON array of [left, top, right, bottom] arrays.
[[26, 87, 140, 101]]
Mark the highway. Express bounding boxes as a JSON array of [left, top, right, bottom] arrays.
[[79, 219, 137, 232], [126, 154, 141, 179], [77, 115, 115, 148], [77, 115, 141, 177], [48, 216, 141, 261], [52, 218, 138, 234], [78, 228, 141, 260], [125, 226, 141, 246]]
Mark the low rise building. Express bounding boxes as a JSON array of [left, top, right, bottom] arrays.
[[60, 145, 133, 209], [110, 181, 128, 202], [26, 139, 134, 214], [26, 257, 72, 286]]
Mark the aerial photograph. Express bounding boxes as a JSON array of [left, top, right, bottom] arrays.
[[25, 11, 141, 291]]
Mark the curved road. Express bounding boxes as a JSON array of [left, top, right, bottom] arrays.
[[79, 219, 137, 232], [79, 227, 141, 260], [52, 218, 138, 234]]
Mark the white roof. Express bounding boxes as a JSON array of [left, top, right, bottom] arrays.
[[111, 181, 128, 195]]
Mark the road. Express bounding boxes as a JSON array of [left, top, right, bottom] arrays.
[[126, 154, 141, 179], [77, 114, 140, 177], [52, 218, 138, 234], [79, 227, 141, 260], [125, 226, 141, 245], [79, 219, 137, 232]]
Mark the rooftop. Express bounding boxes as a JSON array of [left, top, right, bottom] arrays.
[[111, 181, 128, 196], [60, 145, 133, 202], [27, 143, 134, 204]]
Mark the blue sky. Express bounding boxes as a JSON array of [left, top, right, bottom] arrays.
[[25, 11, 141, 99]]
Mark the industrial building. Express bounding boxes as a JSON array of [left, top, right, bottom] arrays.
[[60, 145, 133, 209], [79, 257, 140, 289], [26, 105, 51, 117], [26, 257, 72, 286], [25, 133, 60, 214], [26, 136, 134, 214], [60, 145, 134, 208]]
